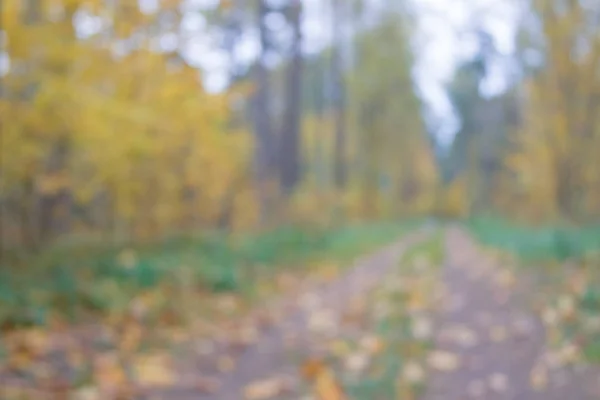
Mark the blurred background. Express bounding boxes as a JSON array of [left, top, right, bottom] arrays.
[[1, 0, 599, 397], [2, 0, 600, 248]]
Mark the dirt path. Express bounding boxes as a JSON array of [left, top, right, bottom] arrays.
[[424, 227, 599, 400], [142, 228, 433, 400]]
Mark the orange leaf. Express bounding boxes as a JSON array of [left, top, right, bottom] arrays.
[[314, 368, 346, 400], [301, 359, 346, 400]]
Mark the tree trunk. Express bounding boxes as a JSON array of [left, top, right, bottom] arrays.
[[279, 0, 303, 195], [253, 0, 275, 225], [331, 0, 347, 190]]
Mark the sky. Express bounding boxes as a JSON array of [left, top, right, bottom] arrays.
[[409, 0, 520, 144], [181, 0, 520, 145], [0, 0, 519, 144], [65, 0, 520, 144]]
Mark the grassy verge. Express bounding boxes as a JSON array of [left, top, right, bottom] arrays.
[[0, 221, 417, 330], [466, 216, 600, 262], [340, 231, 445, 399], [0, 221, 421, 397], [466, 217, 600, 365]]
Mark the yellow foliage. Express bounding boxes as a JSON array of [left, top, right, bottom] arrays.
[[301, 359, 347, 400], [2, 0, 256, 243], [436, 176, 468, 219], [493, 0, 600, 221]]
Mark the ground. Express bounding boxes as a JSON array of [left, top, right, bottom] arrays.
[[423, 227, 599, 400], [1, 225, 599, 399]]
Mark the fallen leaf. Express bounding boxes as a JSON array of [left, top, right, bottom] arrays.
[[401, 361, 425, 383], [93, 352, 127, 389], [427, 351, 460, 371], [217, 356, 236, 372], [530, 365, 548, 391], [196, 377, 220, 394], [7, 350, 33, 372], [22, 329, 50, 357], [118, 249, 137, 269], [489, 325, 508, 342], [488, 373, 508, 392], [343, 352, 369, 373], [542, 308, 558, 327], [317, 263, 340, 281], [359, 335, 384, 354], [494, 269, 515, 288], [301, 358, 327, 381], [131, 353, 174, 387], [557, 296, 575, 318], [119, 322, 142, 353], [558, 342, 580, 364], [328, 340, 351, 357], [243, 377, 290, 399], [407, 290, 426, 312], [299, 293, 321, 311], [542, 350, 563, 369], [314, 368, 346, 400], [239, 326, 259, 344], [228, 326, 259, 352], [411, 316, 433, 340], [308, 309, 338, 336], [70, 386, 101, 400], [439, 325, 478, 348]]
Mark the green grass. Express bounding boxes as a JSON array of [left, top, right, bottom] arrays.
[[0, 221, 418, 329], [401, 229, 445, 266], [466, 216, 600, 262], [466, 216, 600, 364], [345, 231, 444, 399]]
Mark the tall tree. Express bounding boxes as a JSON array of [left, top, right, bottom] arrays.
[[278, 0, 304, 195], [252, 0, 276, 223], [331, 0, 348, 190]]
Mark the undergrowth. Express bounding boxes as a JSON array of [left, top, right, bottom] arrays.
[[466, 216, 600, 262], [346, 231, 444, 399], [466, 216, 600, 364], [0, 221, 416, 329]]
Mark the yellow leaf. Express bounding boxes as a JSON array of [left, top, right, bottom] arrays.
[[131, 353, 174, 387], [530, 365, 548, 391], [119, 322, 142, 353], [301, 359, 346, 399], [328, 340, 352, 358], [314, 368, 346, 400], [301, 358, 326, 381], [489, 325, 508, 343], [8, 351, 32, 372], [401, 361, 425, 383], [217, 356, 236, 372], [343, 352, 369, 373], [359, 335, 384, 354], [71, 386, 101, 400], [93, 352, 127, 389], [426, 351, 460, 372], [243, 377, 290, 399]]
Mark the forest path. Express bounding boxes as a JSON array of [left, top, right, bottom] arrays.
[[133, 225, 600, 400], [142, 227, 435, 400], [423, 227, 599, 400]]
